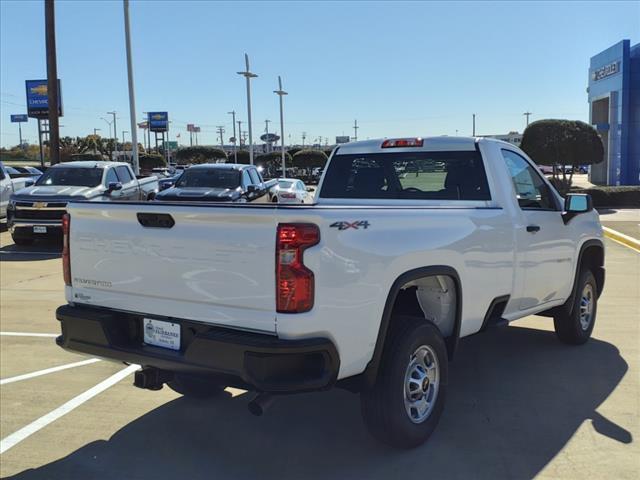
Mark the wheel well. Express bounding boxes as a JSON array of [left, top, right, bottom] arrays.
[[358, 267, 462, 391], [581, 244, 604, 296]]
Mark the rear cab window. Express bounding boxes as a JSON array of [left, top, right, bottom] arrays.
[[320, 150, 491, 201]]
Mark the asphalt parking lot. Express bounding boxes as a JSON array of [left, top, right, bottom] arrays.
[[0, 225, 638, 480]]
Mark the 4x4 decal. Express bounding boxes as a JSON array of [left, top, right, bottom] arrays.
[[329, 221, 370, 230]]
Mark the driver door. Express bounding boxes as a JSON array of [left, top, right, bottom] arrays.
[[501, 149, 574, 310]]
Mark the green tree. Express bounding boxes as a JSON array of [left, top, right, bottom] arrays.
[[139, 154, 166, 172], [520, 119, 604, 193], [175, 146, 227, 164], [292, 149, 328, 169]]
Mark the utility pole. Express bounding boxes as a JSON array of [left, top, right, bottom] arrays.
[[237, 54, 257, 164], [216, 126, 225, 149], [37, 119, 44, 168], [45, 0, 60, 165], [523, 111, 532, 128], [302, 131, 307, 148], [472, 113, 476, 136], [123, 0, 139, 174], [122, 131, 128, 148], [93, 128, 100, 136], [353, 119, 359, 142], [108, 111, 118, 158], [18, 122, 23, 146], [228, 110, 237, 162], [274, 76, 288, 177], [237, 120, 243, 146], [100, 117, 113, 139]]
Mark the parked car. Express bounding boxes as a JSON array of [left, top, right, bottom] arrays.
[[158, 172, 183, 191], [537, 164, 554, 175], [7, 161, 158, 245], [56, 136, 604, 449], [271, 178, 308, 203], [1, 161, 31, 219], [155, 163, 276, 202]]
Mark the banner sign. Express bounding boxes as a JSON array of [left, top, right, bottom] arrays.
[[148, 112, 168, 132], [11, 114, 28, 123], [25, 79, 63, 118], [335, 136, 350, 144], [187, 123, 195, 132]]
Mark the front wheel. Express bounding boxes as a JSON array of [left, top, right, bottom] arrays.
[[554, 269, 597, 345], [167, 373, 226, 399], [360, 316, 448, 449]]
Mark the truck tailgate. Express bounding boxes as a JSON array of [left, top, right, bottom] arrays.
[[67, 202, 277, 333]]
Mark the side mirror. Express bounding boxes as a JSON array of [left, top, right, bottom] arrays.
[[562, 193, 593, 224], [108, 182, 123, 193]]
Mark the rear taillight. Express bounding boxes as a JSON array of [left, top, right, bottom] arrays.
[[276, 223, 319, 313], [381, 137, 424, 148], [62, 214, 71, 286]]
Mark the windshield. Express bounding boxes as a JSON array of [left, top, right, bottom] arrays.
[[175, 169, 240, 189], [36, 167, 104, 187]]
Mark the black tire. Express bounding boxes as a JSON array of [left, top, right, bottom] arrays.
[[12, 235, 34, 246], [272, 197, 278, 203], [554, 269, 597, 345], [167, 373, 226, 399], [361, 316, 448, 449]]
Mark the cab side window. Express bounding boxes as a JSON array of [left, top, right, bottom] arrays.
[[105, 169, 119, 185], [115, 166, 134, 184], [248, 168, 261, 185], [501, 150, 557, 210], [242, 170, 252, 188]]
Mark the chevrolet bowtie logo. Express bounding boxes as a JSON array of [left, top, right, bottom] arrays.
[[33, 202, 47, 209]]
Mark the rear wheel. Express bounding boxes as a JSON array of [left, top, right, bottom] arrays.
[[167, 373, 226, 399], [361, 316, 448, 449], [12, 235, 34, 246], [554, 269, 597, 345]]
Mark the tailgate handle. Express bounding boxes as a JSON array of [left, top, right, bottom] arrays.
[[137, 213, 175, 229]]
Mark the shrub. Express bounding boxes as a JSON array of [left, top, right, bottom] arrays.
[[66, 152, 104, 162], [255, 151, 292, 170], [139, 154, 166, 171], [571, 186, 640, 208], [234, 150, 251, 165], [292, 150, 328, 169], [175, 146, 227, 164]]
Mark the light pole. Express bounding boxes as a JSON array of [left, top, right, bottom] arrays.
[[108, 111, 118, 157], [100, 117, 113, 139], [122, 131, 128, 152], [93, 128, 101, 136], [274, 76, 288, 177], [237, 54, 257, 164], [228, 111, 237, 162], [472, 113, 476, 136], [302, 132, 306, 148], [123, 0, 139, 174], [523, 111, 532, 128]]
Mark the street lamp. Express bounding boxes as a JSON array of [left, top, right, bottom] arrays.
[[107, 111, 118, 156], [237, 53, 257, 164], [100, 117, 113, 139], [93, 128, 101, 136], [228, 111, 237, 162], [274, 76, 288, 178]]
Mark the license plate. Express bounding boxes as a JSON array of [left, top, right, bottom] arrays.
[[33, 226, 47, 233], [143, 318, 180, 351]]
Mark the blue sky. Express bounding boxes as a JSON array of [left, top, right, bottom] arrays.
[[1, 0, 638, 147]]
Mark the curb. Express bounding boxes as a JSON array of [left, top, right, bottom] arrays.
[[602, 226, 640, 252]]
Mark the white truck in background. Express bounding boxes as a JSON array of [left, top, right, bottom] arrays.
[[1, 161, 31, 219], [55, 136, 605, 448]]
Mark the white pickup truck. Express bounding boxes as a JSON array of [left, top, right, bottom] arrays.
[[56, 136, 605, 448]]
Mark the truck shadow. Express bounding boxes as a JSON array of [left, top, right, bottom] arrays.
[[6, 326, 630, 480]]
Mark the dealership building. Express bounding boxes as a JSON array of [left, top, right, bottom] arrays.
[[588, 39, 640, 186]]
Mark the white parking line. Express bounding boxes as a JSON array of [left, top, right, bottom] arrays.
[[0, 358, 101, 386], [0, 364, 138, 455], [0, 332, 58, 338]]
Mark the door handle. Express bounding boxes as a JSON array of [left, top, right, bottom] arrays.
[[526, 225, 541, 233]]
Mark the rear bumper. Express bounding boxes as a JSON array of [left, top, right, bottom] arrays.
[[56, 304, 339, 393]]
